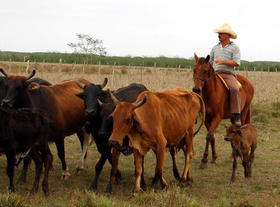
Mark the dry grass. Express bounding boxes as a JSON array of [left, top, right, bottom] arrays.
[[0, 62, 279, 206]]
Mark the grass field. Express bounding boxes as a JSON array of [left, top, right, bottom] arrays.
[[0, 62, 279, 207]]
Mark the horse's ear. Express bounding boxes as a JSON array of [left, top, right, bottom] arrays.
[[205, 55, 210, 63], [194, 53, 199, 63]]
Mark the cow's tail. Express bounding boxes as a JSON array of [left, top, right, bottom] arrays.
[[193, 93, 206, 137]]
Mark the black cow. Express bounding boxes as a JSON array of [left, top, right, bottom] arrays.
[[0, 69, 93, 180], [0, 69, 52, 184], [0, 107, 52, 195], [76, 81, 182, 193]]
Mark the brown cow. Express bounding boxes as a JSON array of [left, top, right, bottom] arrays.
[[108, 88, 205, 193], [224, 124, 257, 183], [0, 70, 104, 179]]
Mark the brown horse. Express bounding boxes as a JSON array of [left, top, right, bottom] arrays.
[[192, 54, 254, 168]]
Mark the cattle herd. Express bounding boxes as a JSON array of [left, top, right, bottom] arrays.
[[0, 55, 257, 196]]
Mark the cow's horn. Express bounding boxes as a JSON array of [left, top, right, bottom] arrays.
[[76, 80, 85, 89], [100, 78, 108, 89], [27, 70, 36, 80], [108, 89, 119, 104], [133, 94, 147, 109], [0, 68, 8, 77], [97, 99, 103, 106]]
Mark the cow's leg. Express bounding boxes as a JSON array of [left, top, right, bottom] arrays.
[[107, 150, 122, 183], [42, 144, 53, 196], [29, 149, 43, 194], [6, 151, 16, 192], [248, 146, 255, 177], [17, 156, 32, 184], [181, 131, 194, 186], [170, 147, 180, 180], [140, 158, 147, 191], [106, 148, 120, 193], [242, 149, 250, 178], [133, 149, 143, 193], [90, 153, 108, 191], [55, 138, 70, 180], [154, 139, 167, 190], [230, 152, 237, 183], [76, 128, 91, 173]]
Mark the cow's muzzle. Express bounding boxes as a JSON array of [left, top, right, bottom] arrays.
[[224, 137, 231, 142], [1, 99, 14, 109], [192, 87, 201, 94]]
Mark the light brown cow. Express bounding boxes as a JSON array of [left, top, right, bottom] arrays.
[[224, 124, 257, 183], [108, 88, 205, 193]]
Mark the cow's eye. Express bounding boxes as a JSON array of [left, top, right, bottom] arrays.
[[125, 118, 131, 125]]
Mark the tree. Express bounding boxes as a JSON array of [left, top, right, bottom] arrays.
[[68, 33, 107, 56]]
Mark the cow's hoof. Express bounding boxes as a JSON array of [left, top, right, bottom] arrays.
[[76, 167, 85, 174], [200, 162, 207, 169], [61, 171, 71, 180], [211, 160, 216, 164], [17, 177, 27, 185]]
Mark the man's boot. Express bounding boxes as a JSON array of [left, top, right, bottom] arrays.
[[232, 113, 241, 127]]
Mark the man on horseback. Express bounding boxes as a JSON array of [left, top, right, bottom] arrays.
[[210, 23, 241, 126]]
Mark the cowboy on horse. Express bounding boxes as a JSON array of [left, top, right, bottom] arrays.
[[210, 23, 241, 126]]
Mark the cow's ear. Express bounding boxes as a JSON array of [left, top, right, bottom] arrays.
[[76, 92, 85, 99], [132, 115, 143, 135], [27, 82, 40, 90]]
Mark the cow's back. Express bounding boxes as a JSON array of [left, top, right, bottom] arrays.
[[134, 88, 201, 145], [27, 78, 90, 136]]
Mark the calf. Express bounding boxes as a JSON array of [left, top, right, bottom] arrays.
[[224, 124, 257, 183], [0, 107, 53, 195]]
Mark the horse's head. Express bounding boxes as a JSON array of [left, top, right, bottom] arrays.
[[192, 54, 215, 94]]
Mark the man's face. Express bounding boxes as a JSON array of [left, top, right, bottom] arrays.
[[218, 33, 231, 42]]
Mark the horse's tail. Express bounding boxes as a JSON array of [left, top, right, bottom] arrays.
[[193, 92, 206, 137]]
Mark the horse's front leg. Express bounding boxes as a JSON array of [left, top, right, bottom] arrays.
[[201, 115, 221, 168]]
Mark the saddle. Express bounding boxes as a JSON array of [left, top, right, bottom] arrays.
[[217, 74, 242, 91]]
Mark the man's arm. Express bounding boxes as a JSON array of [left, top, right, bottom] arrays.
[[214, 59, 239, 67]]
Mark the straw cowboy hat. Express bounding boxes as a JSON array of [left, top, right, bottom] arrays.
[[213, 23, 237, 39]]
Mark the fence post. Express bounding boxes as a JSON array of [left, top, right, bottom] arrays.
[[41, 60, 45, 78], [59, 58, 62, 73], [9, 58, 12, 73], [98, 61, 101, 77], [25, 60, 30, 73]]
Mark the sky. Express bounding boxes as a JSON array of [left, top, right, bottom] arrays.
[[1, 0, 279, 62]]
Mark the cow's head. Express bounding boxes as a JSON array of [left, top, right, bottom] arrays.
[[75, 78, 108, 118], [97, 102, 115, 138], [192, 53, 214, 94], [1, 69, 36, 109], [108, 91, 147, 149]]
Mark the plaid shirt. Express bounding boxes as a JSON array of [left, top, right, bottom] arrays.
[[210, 42, 240, 74]]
